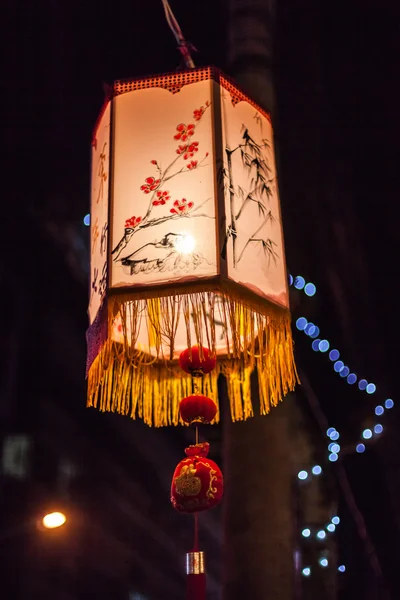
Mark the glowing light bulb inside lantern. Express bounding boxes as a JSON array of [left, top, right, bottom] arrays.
[[174, 233, 196, 254]]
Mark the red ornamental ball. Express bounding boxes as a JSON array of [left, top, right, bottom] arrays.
[[179, 395, 218, 425], [171, 443, 223, 514], [179, 346, 216, 376]]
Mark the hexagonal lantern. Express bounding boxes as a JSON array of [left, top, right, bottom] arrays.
[[87, 66, 297, 427]]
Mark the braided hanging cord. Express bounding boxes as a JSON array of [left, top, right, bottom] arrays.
[[161, 0, 196, 69]]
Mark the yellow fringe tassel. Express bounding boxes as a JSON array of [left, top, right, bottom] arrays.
[[87, 290, 298, 427]]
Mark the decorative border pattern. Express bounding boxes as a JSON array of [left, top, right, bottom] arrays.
[[112, 66, 272, 124]]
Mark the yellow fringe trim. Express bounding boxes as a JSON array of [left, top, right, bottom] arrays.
[[87, 290, 298, 427]]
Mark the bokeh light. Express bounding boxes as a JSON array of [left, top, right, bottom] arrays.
[[305, 323, 316, 336], [318, 339, 330, 352], [311, 339, 321, 351], [294, 276, 306, 290], [42, 512, 67, 529], [358, 379, 368, 391], [304, 282, 316, 297], [329, 349, 340, 361], [312, 465, 322, 475], [319, 558, 328, 567], [366, 383, 376, 394], [385, 398, 394, 409], [83, 214, 90, 226], [309, 326, 320, 339], [296, 317, 308, 331], [356, 443, 366, 453]]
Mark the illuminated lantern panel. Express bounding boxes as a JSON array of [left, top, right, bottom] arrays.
[[86, 67, 297, 427]]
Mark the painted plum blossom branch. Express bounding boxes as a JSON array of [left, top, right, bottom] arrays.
[[112, 101, 212, 261]]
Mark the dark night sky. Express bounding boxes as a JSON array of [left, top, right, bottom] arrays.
[[3, 0, 400, 598]]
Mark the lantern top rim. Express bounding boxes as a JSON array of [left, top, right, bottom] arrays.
[[92, 65, 273, 147], [111, 66, 271, 123]]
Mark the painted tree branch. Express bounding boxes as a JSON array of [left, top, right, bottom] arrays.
[[226, 148, 238, 267], [112, 102, 212, 261]]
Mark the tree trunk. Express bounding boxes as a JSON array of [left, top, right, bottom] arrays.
[[222, 384, 295, 600], [222, 2, 293, 599]]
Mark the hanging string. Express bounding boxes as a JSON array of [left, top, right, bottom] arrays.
[[193, 514, 199, 551], [161, 0, 196, 69]]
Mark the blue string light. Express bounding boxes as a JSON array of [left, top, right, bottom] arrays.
[[296, 317, 308, 331], [334, 360, 344, 373], [305, 323, 316, 336], [304, 282, 316, 297], [309, 326, 320, 339], [312, 339, 321, 351], [294, 276, 306, 290], [319, 558, 329, 567], [347, 373, 357, 385], [329, 349, 340, 361], [358, 379, 368, 391], [319, 339, 330, 352], [289, 272, 396, 571], [83, 214, 91, 226]]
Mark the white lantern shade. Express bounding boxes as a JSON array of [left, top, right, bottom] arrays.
[[89, 101, 111, 324], [87, 68, 296, 426]]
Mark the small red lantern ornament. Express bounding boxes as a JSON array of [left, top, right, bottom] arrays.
[[180, 395, 218, 425], [171, 443, 223, 513], [179, 346, 216, 376]]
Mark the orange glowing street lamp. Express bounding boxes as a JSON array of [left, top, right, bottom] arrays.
[[41, 511, 67, 529]]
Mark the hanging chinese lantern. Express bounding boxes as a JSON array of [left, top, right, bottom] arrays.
[[86, 66, 298, 427]]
